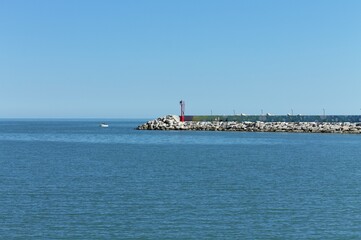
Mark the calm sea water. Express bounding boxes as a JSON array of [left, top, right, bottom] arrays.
[[1, 120, 361, 239]]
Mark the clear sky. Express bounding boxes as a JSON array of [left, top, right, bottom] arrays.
[[1, 0, 360, 118]]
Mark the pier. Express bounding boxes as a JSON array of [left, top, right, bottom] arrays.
[[137, 115, 361, 134]]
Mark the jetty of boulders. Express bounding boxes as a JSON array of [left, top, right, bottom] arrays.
[[137, 115, 361, 134]]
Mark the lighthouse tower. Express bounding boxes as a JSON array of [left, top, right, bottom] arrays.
[[180, 100, 185, 122]]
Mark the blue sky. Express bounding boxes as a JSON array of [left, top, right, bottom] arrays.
[[1, 0, 360, 118]]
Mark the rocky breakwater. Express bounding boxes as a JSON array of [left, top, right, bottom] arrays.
[[137, 115, 361, 134]]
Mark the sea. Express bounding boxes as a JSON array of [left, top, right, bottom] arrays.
[[1, 119, 361, 239]]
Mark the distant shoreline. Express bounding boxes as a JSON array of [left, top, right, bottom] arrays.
[[183, 114, 361, 123]]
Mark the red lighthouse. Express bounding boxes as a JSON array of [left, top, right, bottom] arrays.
[[180, 100, 185, 122]]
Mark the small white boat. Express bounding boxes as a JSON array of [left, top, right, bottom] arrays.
[[100, 123, 109, 128]]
